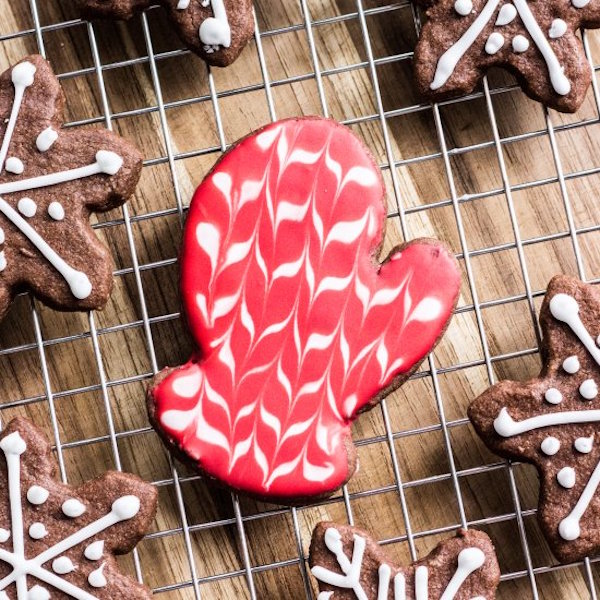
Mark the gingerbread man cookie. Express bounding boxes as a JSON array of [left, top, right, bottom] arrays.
[[470, 275, 600, 562], [73, 0, 254, 67], [414, 0, 600, 112], [147, 117, 461, 503], [0, 418, 157, 598], [310, 522, 500, 599], [0, 55, 142, 321]]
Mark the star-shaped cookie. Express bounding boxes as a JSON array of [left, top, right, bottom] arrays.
[[0, 417, 158, 598], [0, 55, 142, 321], [470, 275, 600, 562], [73, 0, 254, 67]]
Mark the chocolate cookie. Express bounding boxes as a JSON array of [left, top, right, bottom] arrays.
[[146, 117, 461, 504], [469, 275, 600, 562], [72, 0, 254, 67], [0, 55, 142, 321], [0, 417, 157, 598], [309, 522, 500, 599], [414, 0, 600, 112]]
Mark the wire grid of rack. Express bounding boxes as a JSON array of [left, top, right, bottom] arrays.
[[2, 0, 600, 598]]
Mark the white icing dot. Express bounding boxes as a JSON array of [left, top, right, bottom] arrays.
[[177, 0, 191, 7], [563, 355, 580, 374], [512, 35, 529, 53], [0, 528, 10, 543], [36, 127, 59, 152], [573, 0, 590, 7], [111, 495, 140, 520], [0, 228, 5, 245], [454, 0, 472, 15], [485, 32, 504, 54], [541, 436, 561, 456], [545, 388, 562, 405], [29, 522, 48, 540], [12, 61, 36, 87], [495, 3, 517, 25], [52, 556, 76, 574], [48, 201, 65, 221], [549, 18, 568, 38], [580, 379, 598, 400], [27, 485, 49, 505], [0, 252, 6, 273], [27, 585, 50, 600], [88, 562, 107, 588], [557, 466, 576, 488], [85, 540, 105, 561], [62, 498, 86, 518], [18, 197, 37, 218], [5, 157, 24, 175], [96, 150, 123, 175], [574, 435, 594, 454]]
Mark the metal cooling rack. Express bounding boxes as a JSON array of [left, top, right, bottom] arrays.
[[2, 0, 600, 597]]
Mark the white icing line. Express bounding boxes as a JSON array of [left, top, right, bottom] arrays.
[[0, 150, 123, 196], [415, 565, 428, 600], [430, 0, 501, 90], [0, 433, 27, 598], [550, 294, 600, 366], [512, 0, 570, 95], [0, 62, 36, 174], [0, 196, 92, 299], [494, 407, 600, 437], [377, 564, 391, 599], [559, 455, 600, 540], [440, 547, 485, 600]]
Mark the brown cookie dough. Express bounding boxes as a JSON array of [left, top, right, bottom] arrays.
[[469, 275, 600, 563], [309, 522, 500, 599], [414, 0, 600, 112], [72, 0, 254, 67], [0, 417, 158, 598], [0, 55, 142, 321]]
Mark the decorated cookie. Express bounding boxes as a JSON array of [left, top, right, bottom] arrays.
[[309, 522, 500, 599], [0, 55, 142, 320], [414, 0, 600, 112], [73, 0, 254, 67], [147, 117, 461, 503], [469, 275, 600, 562], [0, 417, 157, 598]]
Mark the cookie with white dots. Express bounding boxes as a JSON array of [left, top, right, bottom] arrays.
[[72, 0, 254, 67], [469, 275, 600, 562], [0, 417, 157, 598], [414, 0, 600, 112], [0, 55, 142, 321], [309, 522, 500, 599]]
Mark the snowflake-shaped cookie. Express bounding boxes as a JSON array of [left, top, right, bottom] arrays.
[[0, 55, 142, 320], [0, 418, 157, 599], [147, 117, 461, 503], [414, 0, 600, 112], [309, 522, 500, 599], [74, 0, 254, 67], [469, 275, 600, 562]]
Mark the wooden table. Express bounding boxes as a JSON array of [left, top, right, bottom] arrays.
[[1, 0, 600, 597]]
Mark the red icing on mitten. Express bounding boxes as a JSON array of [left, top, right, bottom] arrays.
[[148, 118, 460, 502]]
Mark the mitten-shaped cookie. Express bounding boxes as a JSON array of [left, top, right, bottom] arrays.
[[148, 117, 461, 503]]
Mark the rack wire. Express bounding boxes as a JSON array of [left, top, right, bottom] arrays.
[[2, 0, 600, 597]]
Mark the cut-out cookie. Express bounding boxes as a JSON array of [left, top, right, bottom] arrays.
[[0, 55, 142, 320], [73, 0, 254, 67], [414, 0, 600, 112], [147, 117, 461, 503], [309, 522, 500, 599], [0, 417, 157, 598], [470, 275, 600, 562]]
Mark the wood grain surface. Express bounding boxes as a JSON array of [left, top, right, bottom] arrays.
[[1, 0, 600, 598]]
